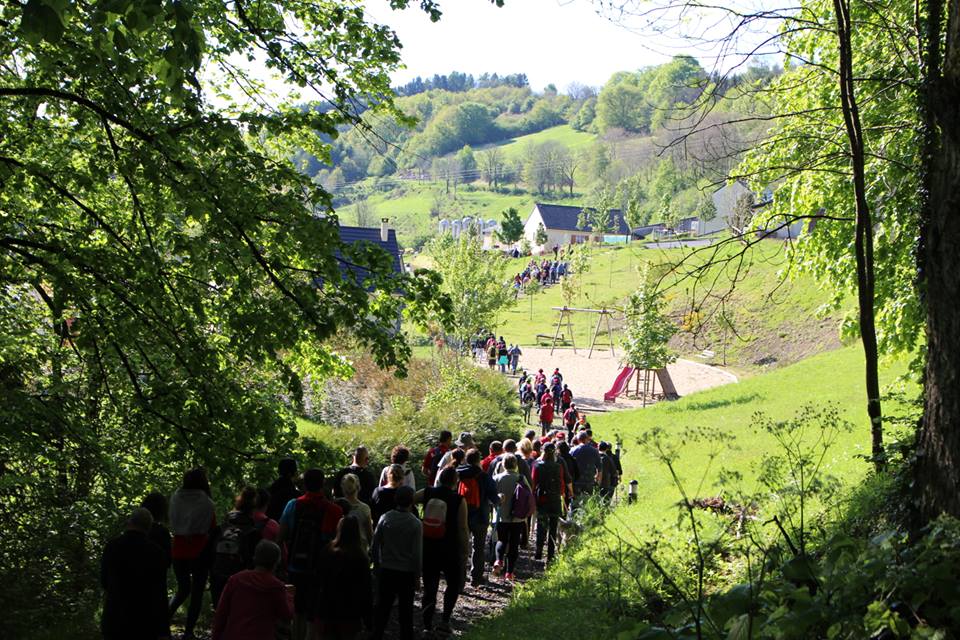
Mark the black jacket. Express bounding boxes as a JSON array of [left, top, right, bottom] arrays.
[[266, 476, 301, 522], [100, 530, 169, 640]]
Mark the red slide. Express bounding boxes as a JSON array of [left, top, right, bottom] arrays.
[[604, 367, 635, 402]]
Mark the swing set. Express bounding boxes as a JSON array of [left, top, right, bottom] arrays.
[[547, 306, 618, 358]]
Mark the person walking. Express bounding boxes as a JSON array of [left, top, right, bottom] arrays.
[[497, 342, 509, 373], [522, 385, 536, 425], [316, 517, 373, 640], [560, 384, 573, 413], [570, 432, 603, 504], [266, 458, 302, 522], [422, 430, 453, 487], [371, 464, 404, 526], [481, 441, 503, 474], [492, 456, 529, 581], [340, 473, 374, 554], [486, 342, 497, 369], [211, 486, 266, 607], [538, 394, 555, 436], [532, 444, 567, 562], [371, 486, 421, 640], [557, 440, 578, 503], [168, 468, 216, 640], [598, 441, 621, 502], [457, 449, 499, 586], [415, 467, 468, 635], [211, 540, 293, 640], [508, 344, 522, 375], [563, 402, 579, 434], [333, 446, 376, 506], [140, 492, 172, 570], [378, 445, 416, 490], [278, 469, 344, 640], [101, 508, 170, 640]]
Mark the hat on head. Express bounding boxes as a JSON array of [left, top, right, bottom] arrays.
[[456, 431, 475, 447]]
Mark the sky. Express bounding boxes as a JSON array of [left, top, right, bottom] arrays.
[[364, 0, 677, 91], [363, 0, 784, 92]]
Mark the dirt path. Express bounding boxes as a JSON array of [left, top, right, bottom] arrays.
[[490, 346, 738, 412]]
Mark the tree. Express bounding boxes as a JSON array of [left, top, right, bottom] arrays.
[[0, 0, 455, 627], [456, 145, 477, 181], [426, 234, 515, 348], [535, 223, 549, 247], [914, 0, 960, 520], [478, 147, 505, 189], [556, 147, 581, 196], [697, 195, 717, 222], [497, 207, 525, 245], [578, 183, 616, 242], [354, 197, 376, 227], [728, 193, 755, 238], [622, 266, 678, 371]]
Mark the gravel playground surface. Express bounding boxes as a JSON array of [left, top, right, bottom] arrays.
[[494, 346, 738, 412]]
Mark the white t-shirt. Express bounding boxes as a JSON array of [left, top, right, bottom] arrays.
[[378, 465, 416, 490]]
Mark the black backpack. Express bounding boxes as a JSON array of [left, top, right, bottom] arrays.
[[288, 500, 334, 575], [212, 512, 264, 581]]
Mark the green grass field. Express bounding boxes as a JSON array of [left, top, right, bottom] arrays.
[[497, 242, 845, 371], [482, 124, 596, 161], [465, 345, 915, 640]]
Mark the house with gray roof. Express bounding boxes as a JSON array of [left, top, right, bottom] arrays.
[[522, 202, 631, 251]]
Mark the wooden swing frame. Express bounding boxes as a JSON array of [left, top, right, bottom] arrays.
[[548, 306, 618, 358]]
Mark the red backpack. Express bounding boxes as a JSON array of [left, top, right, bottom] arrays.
[[458, 477, 481, 509]]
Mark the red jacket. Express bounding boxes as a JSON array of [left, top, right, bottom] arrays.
[[539, 403, 554, 423], [212, 569, 293, 640]]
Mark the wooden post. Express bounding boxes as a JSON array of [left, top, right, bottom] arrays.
[[549, 308, 566, 355], [566, 310, 577, 354], [588, 311, 604, 359]]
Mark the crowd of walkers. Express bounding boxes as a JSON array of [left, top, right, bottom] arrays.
[[473, 334, 523, 374], [510, 254, 569, 297], [100, 422, 621, 640]]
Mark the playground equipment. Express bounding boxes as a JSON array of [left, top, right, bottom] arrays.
[[604, 366, 635, 402], [604, 366, 680, 405], [548, 306, 618, 358]]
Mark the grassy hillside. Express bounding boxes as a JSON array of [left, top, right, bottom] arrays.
[[497, 241, 846, 372], [336, 126, 598, 245], [466, 346, 915, 640], [483, 124, 595, 161]]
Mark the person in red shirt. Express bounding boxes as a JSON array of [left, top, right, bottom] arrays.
[[539, 395, 555, 436], [212, 540, 293, 640], [169, 468, 216, 640], [481, 441, 503, 473], [421, 430, 453, 486], [563, 403, 579, 434], [278, 469, 344, 640]]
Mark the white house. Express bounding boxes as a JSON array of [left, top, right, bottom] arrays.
[[523, 202, 631, 251]]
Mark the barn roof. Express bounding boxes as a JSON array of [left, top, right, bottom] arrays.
[[534, 202, 630, 235]]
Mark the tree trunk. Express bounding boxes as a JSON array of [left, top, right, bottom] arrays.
[[915, 0, 960, 521], [833, 0, 885, 470]]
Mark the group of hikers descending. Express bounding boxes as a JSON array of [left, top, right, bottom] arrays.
[[510, 251, 570, 297], [516, 366, 584, 437], [474, 334, 523, 374], [100, 425, 622, 640]]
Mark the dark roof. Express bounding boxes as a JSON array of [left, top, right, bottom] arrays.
[[534, 203, 630, 235], [336, 226, 404, 280]]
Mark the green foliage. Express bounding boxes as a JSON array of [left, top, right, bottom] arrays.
[[299, 356, 521, 475], [0, 0, 452, 632], [497, 207, 525, 244], [535, 222, 549, 246], [426, 233, 515, 346], [621, 266, 678, 370], [737, 0, 922, 360], [595, 57, 707, 134]]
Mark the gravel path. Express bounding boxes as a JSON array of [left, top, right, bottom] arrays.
[[492, 346, 738, 412]]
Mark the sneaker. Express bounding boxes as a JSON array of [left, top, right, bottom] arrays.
[[504, 572, 515, 582], [492, 561, 503, 577]]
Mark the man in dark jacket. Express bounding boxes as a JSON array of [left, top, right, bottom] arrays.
[[100, 508, 170, 640], [266, 457, 301, 522], [332, 446, 377, 505], [457, 449, 499, 586]]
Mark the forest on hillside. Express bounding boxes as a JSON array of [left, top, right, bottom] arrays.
[[296, 58, 780, 242]]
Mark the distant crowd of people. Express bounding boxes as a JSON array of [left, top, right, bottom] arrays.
[[100, 426, 621, 640], [511, 254, 569, 296], [474, 334, 523, 374]]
